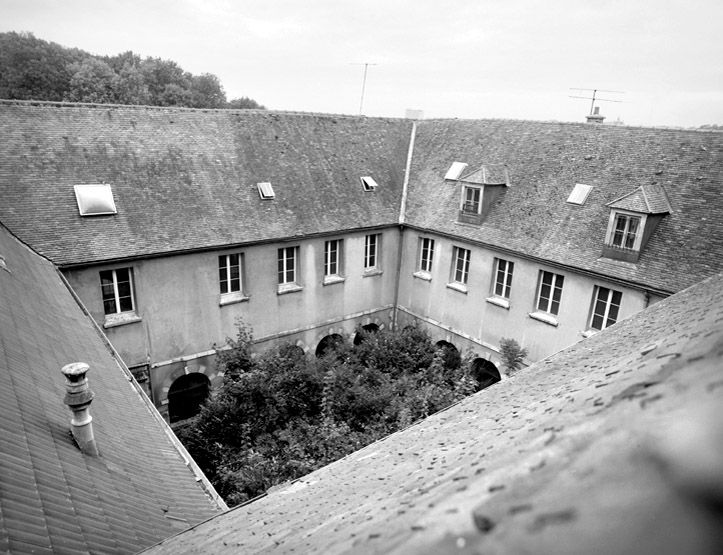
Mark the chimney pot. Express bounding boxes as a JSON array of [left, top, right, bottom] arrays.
[[61, 362, 99, 456]]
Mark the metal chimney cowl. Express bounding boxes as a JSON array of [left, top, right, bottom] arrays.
[[61, 362, 99, 457]]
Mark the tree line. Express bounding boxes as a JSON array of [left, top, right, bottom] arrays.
[[176, 321, 506, 506], [0, 31, 264, 109]]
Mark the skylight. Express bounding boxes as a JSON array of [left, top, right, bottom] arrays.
[[257, 182, 275, 200], [444, 162, 468, 181], [360, 176, 378, 191], [74, 184, 117, 216], [567, 183, 593, 205]]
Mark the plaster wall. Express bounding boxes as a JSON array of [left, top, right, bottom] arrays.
[[397, 229, 650, 362]]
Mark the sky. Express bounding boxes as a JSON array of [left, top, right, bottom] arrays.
[[2, 0, 722, 127]]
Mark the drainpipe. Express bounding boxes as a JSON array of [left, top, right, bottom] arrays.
[[61, 362, 99, 457], [392, 121, 417, 329]]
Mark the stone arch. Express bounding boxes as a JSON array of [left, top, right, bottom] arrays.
[[278, 342, 306, 361], [435, 340, 461, 369], [167, 372, 211, 423], [353, 323, 380, 346], [471, 358, 501, 390], [316, 333, 345, 358]]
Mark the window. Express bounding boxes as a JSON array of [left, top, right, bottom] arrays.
[[219, 254, 242, 294], [278, 246, 302, 294], [324, 239, 344, 283], [451, 247, 471, 285], [364, 234, 381, 272], [590, 286, 622, 330], [74, 184, 117, 216], [566, 183, 593, 205], [461, 186, 481, 214], [610, 213, 641, 250], [444, 161, 468, 180], [493, 258, 514, 298], [257, 182, 275, 200], [419, 237, 435, 273], [100, 268, 135, 315], [360, 176, 378, 191], [536, 271, 564, 315]]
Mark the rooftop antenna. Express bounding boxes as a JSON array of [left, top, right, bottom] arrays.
[[569, 88, 624, 117], [351, 62, 377, 115]]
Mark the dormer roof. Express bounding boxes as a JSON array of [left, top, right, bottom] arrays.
[[458, 164, 509, 186], [606, 184, 672, 214]]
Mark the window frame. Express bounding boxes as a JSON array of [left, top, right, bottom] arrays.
[[447, 246, 471, 293], [605, 210, 646, 251], [461, 185, 482, 214], [277, 246, 302, 294], [419, 237, 435, 273], [535, 270, 564, 315], [363, 234, 382, 275], [99, 267, 141, 328], [589, 285, 623, 331], [323, 239, 345, 284], [493, 258, 514, 299], [218, 253, 248, 305]]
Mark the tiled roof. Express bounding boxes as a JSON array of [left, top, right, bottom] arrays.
[[406, 119, 723, 293], [607, 183, 672, 214], [0, 224, 225, 554], [142, 272, 723, 554], [0, 101, 412, 266]]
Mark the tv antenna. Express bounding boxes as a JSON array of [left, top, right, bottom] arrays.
[[569, 88, 624, 115], [351, 62, 377, 115]]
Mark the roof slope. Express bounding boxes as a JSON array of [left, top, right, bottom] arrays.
[[406, 119, 723, 293], [144, 272, 723, 554], [0, 224, 224, 554], [0, 101, 412, 266]]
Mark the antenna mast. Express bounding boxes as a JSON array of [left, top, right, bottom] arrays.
[[351, 62, 377, 115], [569, 88, 624, 114]]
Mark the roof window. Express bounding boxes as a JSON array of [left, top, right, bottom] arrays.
[[360, 176, 378, 191], [257, 182, 275, 200], [567, 183, 593, 205], [74, 184, 117, 216], [444, 162, 468, 181]]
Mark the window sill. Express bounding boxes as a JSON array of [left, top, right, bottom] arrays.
[[446, 282, 468, 294], [103, 312, 142, 329], [528, 311, 559, 327], [363, 268, 383, 278], [219, 291, 249, 306], [486, 296, 510, 309], [277, 283, 303, 295], [323, 275, 346, 286], [581, 329, 598, 338], [413, 270, 432, 282]]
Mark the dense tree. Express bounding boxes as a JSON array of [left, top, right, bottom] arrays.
[[176, 321, 486, 506], [0, 31, 264, 109]]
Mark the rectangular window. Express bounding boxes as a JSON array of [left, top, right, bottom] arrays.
[[100, 268, 135, 315], [611, 213, 640, 249], [590, 286, 623, 330], [462, 186, 481, 214], [364, 234, 380, 270], [278, 247, 298, 285], [452, 247, 471, 285], [536, 271, 564, 315], [493, 258, 514, 298], [324, 239, 343, 277], [419, 237, 435, 273], [219, 254, 242, 294]]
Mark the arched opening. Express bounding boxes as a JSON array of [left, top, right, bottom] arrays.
[[471, 358, 501, 390], [168, 373, 211, 423], [435, 340, 461, 369], [316, 333, 344, 358], [353, 323, 380, 346], [278, 343, 306, 361]]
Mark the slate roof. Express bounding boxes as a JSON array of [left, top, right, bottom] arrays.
[[0, 101, 412, 266], [406, 119, 723, 293], [0, 224, 225, 554], [142, 272, 723, 554]]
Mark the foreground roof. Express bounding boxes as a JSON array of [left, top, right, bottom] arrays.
[[144, 272, 723, 554], [0, 101, 412, 266], [407, 119, 723, 293], [0, 225, 225, 554]]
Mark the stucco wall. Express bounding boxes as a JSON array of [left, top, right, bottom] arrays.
[[397, 229, 650, 362]]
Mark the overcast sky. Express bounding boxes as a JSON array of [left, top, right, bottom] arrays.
[[3, 0, 722, 126]]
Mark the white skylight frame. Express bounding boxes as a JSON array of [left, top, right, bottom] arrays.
[[257, 182, 275, 200], [360, 176, 378, 191], [444, 161, 468, 181], [567, 183, 593, 205], [74, 184, 117, 216]]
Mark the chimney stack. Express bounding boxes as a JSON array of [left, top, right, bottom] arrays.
[[586, 106, 605, 124], [61, 362, 99, 456]]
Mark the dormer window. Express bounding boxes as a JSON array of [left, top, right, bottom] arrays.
[[602, 185, 671, 262], [461, 186, 481, 214], [453, 164, 509, 225]]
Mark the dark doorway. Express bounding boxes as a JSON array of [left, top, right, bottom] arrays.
[[168, 373, 211, 423], [471, 358, 501, 390], [316, 334, 344, 358], [353, 323, 380, 346], [435, 340, 461, 369]]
